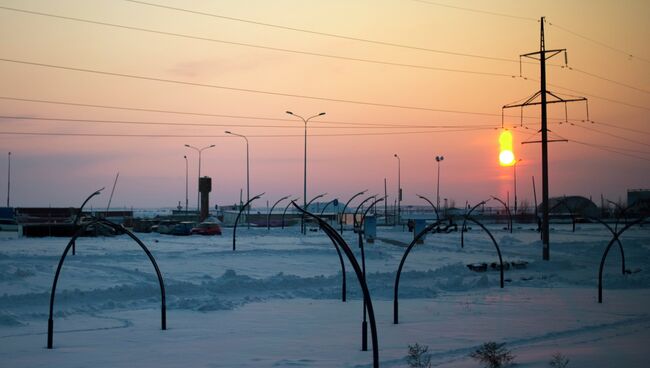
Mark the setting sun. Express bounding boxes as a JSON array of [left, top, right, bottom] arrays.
[[499, 149, 515, 166], [499, 130, 515, 166]]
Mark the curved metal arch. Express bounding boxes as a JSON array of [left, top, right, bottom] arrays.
[[393, 219, 442, 324], [551, 196, 582, 232], [48, 218, 166, 349], [607, 200, 629, 232], [281, 197, 299, 229], [340, 190, 367, 233], [465, 216, 505, 289], [233, 192, 264, 251], [395, 215, 503, 324], [491, 195, 512, 233], [461, 199, 489, 248], [320, 198, 337, 217], [71, 187, 104, 256], [328, 234, 347, 302], [302, 193, 326, 233], [361, 197, 385, 226], [587, 217, 626, 275], [293, 202, 379, 368], [358, 196, 384, 351], [416, 194, 439, 221], [267, 195, 290, 230], [598, 216, 646, 303], [551, 195, 626, 274], [353, 195, 376, 229]]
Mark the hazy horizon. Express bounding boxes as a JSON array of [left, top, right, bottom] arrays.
[[1, 0, 648, 208]]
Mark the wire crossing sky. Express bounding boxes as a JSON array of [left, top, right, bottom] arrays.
[[0, 0, 648, 207]]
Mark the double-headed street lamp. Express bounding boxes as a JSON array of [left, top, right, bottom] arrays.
[[393, 154, 401, 226], [225, 131, 250, 228], [286, 110, 326, 234], [185, 144, 215, 211], [435, 155, 444, 210]]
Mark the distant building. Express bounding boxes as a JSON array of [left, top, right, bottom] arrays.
[[628, 189, 650, 207], [627, 189, 650, 215], [542, 196, 599, 218]]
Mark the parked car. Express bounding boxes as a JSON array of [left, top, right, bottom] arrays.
[[191, 222, 222, 235], [170, 222, 195, 236], [152, 220, 178, 235], [0, 218, 21, 235]]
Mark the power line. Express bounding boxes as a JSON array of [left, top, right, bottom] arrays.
[[547, 81, 650, 111], [123, 0, 521, 64], [124, 2, 649, 97], [521, 76, 650, 111], [553, 125, 650, 154], [567, 121, 650, 148], [590, 120, 650, 137], [0, 115, 497, 130], [0, 58, 506, 117], [0, 96, 503, 128], [0, 95, 570, 126], [0, 126, 493, 139], [410, 0, 537, 21], [0, 6, 516, 78], [4, 6, 644, 100], [564, 66, 650, 95], [400, 1, 650, 65], [569, 139, 650, 162], [548, 22, 650, 65]]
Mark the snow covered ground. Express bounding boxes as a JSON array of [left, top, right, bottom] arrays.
[[1, 222, 649, 367]]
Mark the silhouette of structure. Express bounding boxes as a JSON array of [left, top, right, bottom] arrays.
[[199, 176, 211, 221], [502, 17, 588, 260]]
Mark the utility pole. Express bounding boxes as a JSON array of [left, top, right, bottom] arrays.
[[384, 178, 388, 226], [6, 152, 10, 207], [502, 17, 587, 261]]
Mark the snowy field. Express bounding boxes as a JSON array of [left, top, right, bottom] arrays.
[[1, 222, 649, 367]]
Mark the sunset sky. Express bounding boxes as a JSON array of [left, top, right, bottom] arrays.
[[1, 0, 648, 209]]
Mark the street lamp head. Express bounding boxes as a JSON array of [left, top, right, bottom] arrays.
[[209, 144, 215, 148], [225, 131, 231, 134], [436, 156, 444, 162], [286, 111, 294, 115], [184, 144, 190, 147], [394, 154, 398, 158], [184, 155, 186, 159], [318, 112, 326, 116]]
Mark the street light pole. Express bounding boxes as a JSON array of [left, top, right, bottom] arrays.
[[393, 154, 400, 226], [286, 110, 326, 234], [225, 131, 251, 228], [514, 158, 522, 215], [6, 152, 10, 207], [183, 155, 188, 214], [435, 155, 444, 210], [185, 144, 215, 212]]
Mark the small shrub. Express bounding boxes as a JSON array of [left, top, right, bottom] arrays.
[[407, 343, 432, 368], [469, 341, 515, 368], [549, 352, 569, 368]]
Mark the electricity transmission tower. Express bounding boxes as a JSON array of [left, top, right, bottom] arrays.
[[502, 16, 588, 261]]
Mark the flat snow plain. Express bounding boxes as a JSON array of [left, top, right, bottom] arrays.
[[1, 222, 649, 367]]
